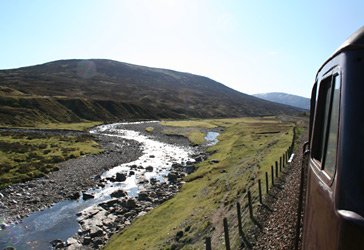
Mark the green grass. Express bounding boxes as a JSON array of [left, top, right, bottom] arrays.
[[0, 131, 102, 188], [145, 127, 155, 133], [162, 127, 206, 145], [104, 117, 295, 250], [161, 120, 218, 129]]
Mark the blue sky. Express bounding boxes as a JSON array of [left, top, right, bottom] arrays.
[[1, 0, 364, 97]]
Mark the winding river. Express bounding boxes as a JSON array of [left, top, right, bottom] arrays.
[[0, 122, 219, 249]]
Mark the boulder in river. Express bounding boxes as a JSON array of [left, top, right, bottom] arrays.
[[82, 193, 95, 200], [116, 173, 127, 182], [110, 190, 127, 198], [146, 166, 154, 172]]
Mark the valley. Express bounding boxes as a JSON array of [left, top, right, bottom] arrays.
[[0, 59, 305, 249]]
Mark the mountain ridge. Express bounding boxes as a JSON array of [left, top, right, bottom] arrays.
[[0, 59, 302, 126], [254, 92, 310, 110]]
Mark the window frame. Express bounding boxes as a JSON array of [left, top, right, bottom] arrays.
[[310, 67, 341, 186]]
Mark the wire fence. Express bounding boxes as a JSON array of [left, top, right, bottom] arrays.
[[204, 127, 296, 250]]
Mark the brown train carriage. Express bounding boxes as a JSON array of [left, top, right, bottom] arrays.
[[302, 26, 364, 249]]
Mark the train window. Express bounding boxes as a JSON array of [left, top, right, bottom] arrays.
[[311, 75, 333, 162], [323, 74, 340, 177]]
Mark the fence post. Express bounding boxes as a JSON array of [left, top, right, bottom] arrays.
[[258, 179, 262, 204], [236, 202, 251, 249], [283, 154, 285, 168], [279, 157, 282, 172], [271, 165, 274, 186], [237, 202, 243, 240], [265, 172, 269, 193], [248, 190, 253, 219], [223, 218, 231, 250], [205, 237, 212, 250], [275, 161, 278, 178]]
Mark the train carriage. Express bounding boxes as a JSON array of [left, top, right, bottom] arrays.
[[302, 26, 364, 249]]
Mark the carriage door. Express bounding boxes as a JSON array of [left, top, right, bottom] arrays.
[[303, 69, 341, 250]]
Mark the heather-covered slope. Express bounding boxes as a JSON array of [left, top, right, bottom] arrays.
[[0, 59, 301, 126]]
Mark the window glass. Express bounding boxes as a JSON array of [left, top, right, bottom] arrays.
[[323, 75, 341, 177], [312, 76, 333, 161]]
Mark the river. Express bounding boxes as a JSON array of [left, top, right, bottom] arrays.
[[0, 122, 219, 249]]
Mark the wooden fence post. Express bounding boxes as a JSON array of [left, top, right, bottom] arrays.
[[265, 172, 269, 193], [279, 157, 282, 172], [223, 218, 231, 250], [275, 161, 278, 178], [283, 154, 285, 168], [205, 237, 212, 250], [271, 165, 274, 186], [258, 179, 262, 204], [248, 190, 253, 219], [236, 202, 251, 249]]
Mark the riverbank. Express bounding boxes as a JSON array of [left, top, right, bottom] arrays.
[[0, 121, 209, 249], [0, 133, 143, 225]]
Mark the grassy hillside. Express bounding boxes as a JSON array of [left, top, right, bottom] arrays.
[[104, 117, 295, 249], [0, 59, 301, 127]]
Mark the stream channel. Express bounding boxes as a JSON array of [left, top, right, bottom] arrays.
[[0, 122, 219, 250]]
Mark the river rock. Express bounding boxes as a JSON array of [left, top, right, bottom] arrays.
[[130, 164, 138, 169], [150, 178, 158, 185], [0, 223, 7, 230], [69, 192, 81, 200], [89, 226, 104, 238], [116, 173, 127, 182], [66, 238, 83, 249], [138, 191, 151, 201], [209, 159, 220, 164], [98, 199, 122, 210], [50, 239, 65, 248], [129, 170, 135, 176], [82, 193, 94, 200], [168, 172, 178, 183], [171, 162, 183, 169], [146, 166, 154, 172], [122, 198, 137, 209], [110, 190, 127, 198], [184, 165, 196, 174]]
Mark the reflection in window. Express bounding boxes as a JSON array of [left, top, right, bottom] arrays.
[[324, 75, 341, 177], [312, 76, 333, 162]]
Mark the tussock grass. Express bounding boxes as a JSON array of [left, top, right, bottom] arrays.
[[104, 117, 296, 250]]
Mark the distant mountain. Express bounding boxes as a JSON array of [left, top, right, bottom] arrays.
[[0, 59, 301, 126], [253, 92, 310, 110]]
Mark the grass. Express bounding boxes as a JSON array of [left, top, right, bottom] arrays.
[[162, 127, 206, 145], [31, 121, 103, 131], [145, 127, 155, 133], [0, 131, 102, 188], [104, 117, 296, 250]]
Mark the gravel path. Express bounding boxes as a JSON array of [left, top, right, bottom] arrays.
[[251, 133, 306, 250]]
